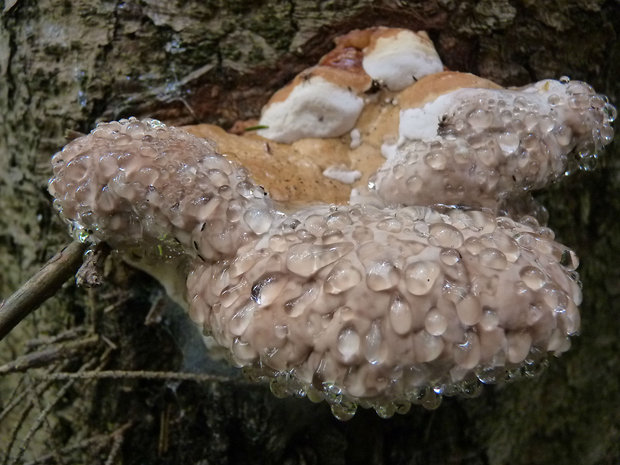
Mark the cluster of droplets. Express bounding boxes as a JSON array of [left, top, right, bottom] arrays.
[[243, 353, 549, 420], [187, 203, 581, 418], [49, 118, 275, 262], [375, 78, 616, 208], [558, 77, 617, 174]]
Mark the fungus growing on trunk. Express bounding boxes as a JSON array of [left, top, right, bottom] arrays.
[[48, 27, 616, 419]]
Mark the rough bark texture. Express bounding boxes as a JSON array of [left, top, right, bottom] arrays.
[[0, 1, 618, 464]]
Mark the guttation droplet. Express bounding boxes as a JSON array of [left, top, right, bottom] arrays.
[[498, 131, 519, 153], [424, 308, 447, 336], [244, 208, 274, 234], [366, 261, 400, 291], [429, 223, 464, 248], [405, 261, 441, 295], [389, 293, 413, 335], [286, 242, 354, 277], [364, 320, 384, 364], [338, 327, 361, 363], [519, 266, 546, 290], [468, 109, 493, 129], [479, 248, 508, 270], [251, 273, 287, 306], [229, 300, 257, 336], [424, 152, 447, 170], [324, 261, 362, 294], [456, 295, 482, 326]]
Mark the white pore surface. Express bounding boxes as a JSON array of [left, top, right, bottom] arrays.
[[375, 80, 588, 208], [258, 76, 365, 143], [385, 84, 563, 154], [379, 89, 478, 160], [349, 128, 362, 149], [400, 90, 478, 140], [322, 165, 362, 184], [363, 30, 444, 91]]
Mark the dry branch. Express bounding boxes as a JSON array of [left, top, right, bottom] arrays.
[[0, 242, 87, 341], [0, 336, 99, 374], [34, 369, 239, 384]]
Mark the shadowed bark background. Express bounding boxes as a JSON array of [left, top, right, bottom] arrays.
[[0, 0, 618, 464]]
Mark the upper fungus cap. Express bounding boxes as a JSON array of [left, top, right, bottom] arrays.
[[257, 27, 444, 143], [362, 28, 444, 91], [49, 118, 273, 261], [375, 73, 617, 208], [256, 70, 366, 143]]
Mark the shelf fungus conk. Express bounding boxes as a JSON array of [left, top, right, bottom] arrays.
[[48, 27, 616, 420]]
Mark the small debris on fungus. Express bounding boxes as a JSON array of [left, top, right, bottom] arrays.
[[48, 27, 616, 420]]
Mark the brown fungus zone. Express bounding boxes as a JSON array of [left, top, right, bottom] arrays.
[[48, 27, 616, 419]]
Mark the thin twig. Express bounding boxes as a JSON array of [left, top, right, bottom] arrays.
[[0, 366, 59, 464], [0, 335, 99, 374], [158, 403, 171, 457], [25, 327, 87, 349], [25, 374, 67, 465], [0, 364, 58, 425], [0, 374, 27, 421], [104, 424, 127, 465], [0, 241, 87, 341], [22, 422, 133, 465], [2, 389, 34, 465], [10, 357, 100, 465], [34, 369, 238, 383]]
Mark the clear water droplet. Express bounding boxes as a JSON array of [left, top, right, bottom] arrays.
[[324, 261, 362, 294], [364, 320, 384, 364], [498, 131, 519, 154], [468, 109, 493, 130], [338, 327, 361, 362], [243, 208, 273, 234], [286, 242, 353, 277], [519, 266, 546, 290], [424, 152, 447, 170], [440, 248, 461, 266], [429, 223, 464, 248], [250, 273, 287, 307], [456, 295, 482, 326], [229, 301, 257, 336], [330, 400, 357, 420], [389, 293, 413, 335], [405, 261, 441, 295], [366, 261, 400, 291], [424, 308, 447, 336], [479, 248, 508, 270]]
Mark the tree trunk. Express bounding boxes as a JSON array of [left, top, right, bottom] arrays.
[[1, 1, 618, 464]]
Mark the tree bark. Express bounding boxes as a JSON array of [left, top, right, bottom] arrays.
[[0, 1, 618, 464]]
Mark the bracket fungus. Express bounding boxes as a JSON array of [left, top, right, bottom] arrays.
[[48, 27, 616, 420]]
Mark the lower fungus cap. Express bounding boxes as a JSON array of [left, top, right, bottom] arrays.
[[187, 203, 581, 417]]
